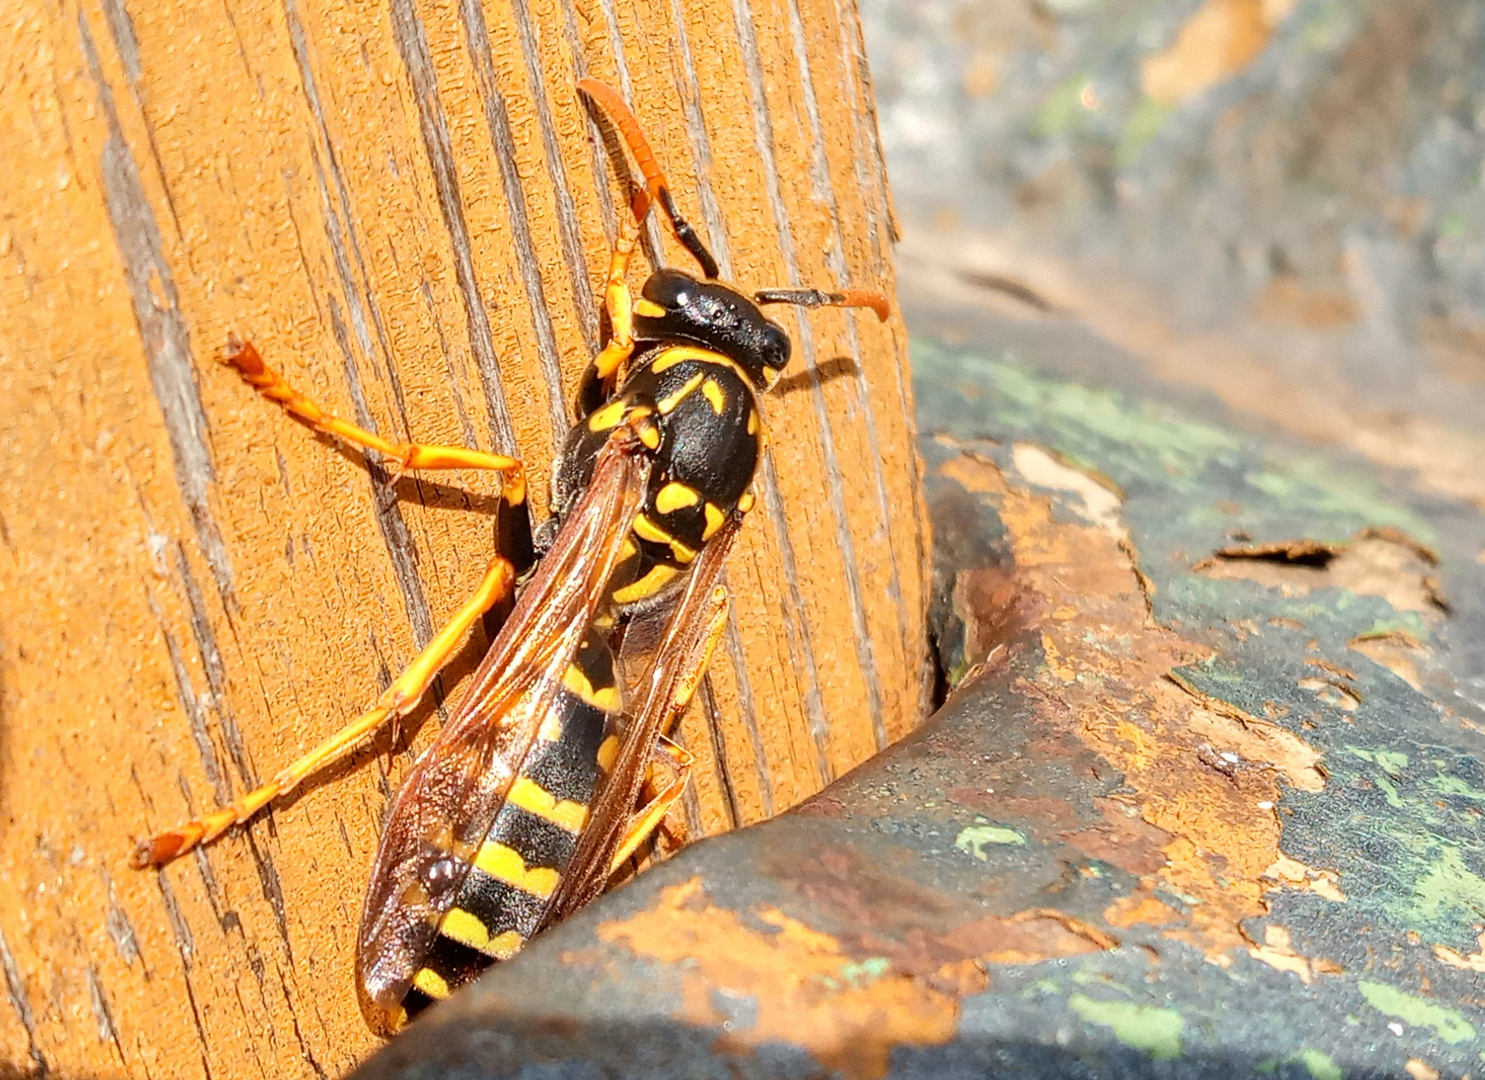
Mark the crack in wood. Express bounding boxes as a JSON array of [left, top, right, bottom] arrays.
[[80, 12, 239, 617], [389, 0, 525, 458], [0, 923, 46, 1076], [454, 0, 570, 445], [508, 0, 602, 353]]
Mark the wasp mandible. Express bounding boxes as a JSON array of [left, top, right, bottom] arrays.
[[132, 78, 889, 1034]]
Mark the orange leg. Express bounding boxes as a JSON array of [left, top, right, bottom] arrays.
[[578, 78, 719, 280], [132, 556, 516, 867], [225, 339, 526, 505], [608, 735, 694, 872]]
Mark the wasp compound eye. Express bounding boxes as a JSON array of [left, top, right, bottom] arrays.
[[759, 320, 790, 371]]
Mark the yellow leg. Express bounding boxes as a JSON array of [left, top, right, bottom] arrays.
[[588, 209, 644, 385], [132, 556, 517, 867], [608, 735, 694, 872], [225, 339, 526, 505]]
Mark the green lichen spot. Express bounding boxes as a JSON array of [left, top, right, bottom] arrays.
[[955, 824, 1027, 860], [1403, 846, 1485, 938], [1430, 774, 1485, 801], [1292, 1048, 1343, 1080], [1244, 456, 1434, 545], [1358, 980, 1477, 1045], [1068, 995, 1183, 1059]]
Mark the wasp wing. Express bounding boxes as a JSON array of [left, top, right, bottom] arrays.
[[355, 432, 650, 1033], [547, 512, 743, 924]]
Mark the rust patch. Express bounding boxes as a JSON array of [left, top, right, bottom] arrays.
[[1168, 674, 1327, 791], [937, 909, 1115, 966], [1349, 629, 1427, 691], [955, 452, 1327, 960], [1245, 924, 1344, 984], [595, 878, 958, 1080], [1197, 529, 1448, 614], [1104, 893, 1184, 929], [1433, 933, 1485, 974], [1062, 798, 1177, 877]]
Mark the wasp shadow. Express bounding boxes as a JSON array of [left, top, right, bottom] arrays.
[[771, 355, 860, 398]]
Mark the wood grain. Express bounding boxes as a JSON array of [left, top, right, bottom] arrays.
[[0, 0, 926, 1075]]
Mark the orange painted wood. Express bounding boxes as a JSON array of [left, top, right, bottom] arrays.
[[0, 0, 927, 1075]]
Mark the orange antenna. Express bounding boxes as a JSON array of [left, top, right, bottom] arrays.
[[578, 78, 720, 280], [753, 288, 891, 323]]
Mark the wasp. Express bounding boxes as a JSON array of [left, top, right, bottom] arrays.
[[132, 78, 889, 1034]]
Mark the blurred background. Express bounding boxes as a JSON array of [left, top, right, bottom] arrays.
[[861, 0, 1485, 700]]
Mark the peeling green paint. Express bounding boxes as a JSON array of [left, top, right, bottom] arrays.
[[1430, 774, 1485, 801], [1068, 995, 1183, 1059], [1245, 455, 1435, 544], [955, 824, 1027, 860], [1292, 1048, 1343, 1080], [1358, 980, 1477, 1045], [1402, 846, 1485, 937]]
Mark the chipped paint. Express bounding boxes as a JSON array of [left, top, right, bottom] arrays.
[[595, 878, 958, 1080], [1357, 980, 1477, 1045], [960, 454, 1311, 957], [1067, 994, 1184, 1059]]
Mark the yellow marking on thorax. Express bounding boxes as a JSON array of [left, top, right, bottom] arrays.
[[657, 373, 705, 414], [747, 409, 759, 435], [473, 841, 561, 898], [562, 663, 620, 712], [633, 298, 666, 318], [737, 491, 756, 514], [701, 379, 727, 414], [612, 563, 678, 604], [597, 734, 621, 772], [413, 968, 451, 999], [586, 398, 627, 432], [507, 776, 592, 832], [632, 514, 696, 564], [702, 502, 727, 540], [648, 346, 753, 387], [656, 482, 700, 514]]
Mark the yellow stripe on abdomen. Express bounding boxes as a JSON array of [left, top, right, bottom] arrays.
[[413, 967, 451, 1000], [472, 840, 562, 899], [439, 907, 527, 960], [505, 776, 591, 832]]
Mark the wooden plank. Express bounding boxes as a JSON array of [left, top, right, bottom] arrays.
[[0, 0, 927, 1075]]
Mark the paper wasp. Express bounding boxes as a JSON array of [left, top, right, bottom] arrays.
[[132, 78, 888, 1034]]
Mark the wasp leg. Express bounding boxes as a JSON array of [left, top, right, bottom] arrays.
[[607, 735, 695, 873], [588, 209, 645, 386], [577, 78, 719, 280], [225, 338, 526, 505], [132, 556, 517, 868], [603, 575, 731, 874]]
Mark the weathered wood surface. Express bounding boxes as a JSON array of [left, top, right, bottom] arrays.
[[0, 1, 927, 1075]]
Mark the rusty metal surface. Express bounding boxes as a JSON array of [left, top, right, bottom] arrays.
[[354, 338, 1485, 1080]]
